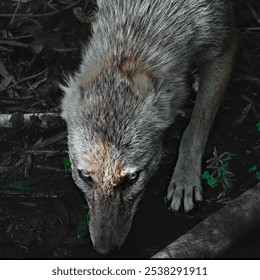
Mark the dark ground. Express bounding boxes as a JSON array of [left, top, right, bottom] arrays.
[[0, 0, 259, 259]]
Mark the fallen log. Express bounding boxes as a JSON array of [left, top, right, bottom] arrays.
[[0, 113, 60, 128], [152, 183, 260, 258]]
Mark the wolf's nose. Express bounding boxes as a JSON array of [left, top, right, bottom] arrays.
[[94, 242, 118, 255], [94, 245, 111, 255]]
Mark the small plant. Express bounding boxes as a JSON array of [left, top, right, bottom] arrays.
[[202, 147, 235, 191], [256, 120, 260, 132], [248, 165, 260, 180], [201, 171, 218, 188], [63, 156, 71, 172], [76, 210, 90, 239]]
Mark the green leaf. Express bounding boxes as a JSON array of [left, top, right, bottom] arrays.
[[202, 171, 218, 188], [246, 150, 252, 155], [255, 171, 260, 180], [221, 162, 228, 168], [249, 165, 258, 174], [202, 171, 210, 180], [224, 152, 235, 158], [225, 179, 234, 189], [63, 156, 71, 172], [256, 121, 260, 132], [207, 177, 218, 188], [76, 210, 90, 239], [76, 220, 89, 239]]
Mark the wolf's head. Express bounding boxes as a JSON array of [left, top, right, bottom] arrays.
[[61, 59, 175, 254]]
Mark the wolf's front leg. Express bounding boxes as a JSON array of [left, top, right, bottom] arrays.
[[167, 34, 237, 212]]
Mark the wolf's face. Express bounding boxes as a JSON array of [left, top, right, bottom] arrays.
[[61, 63, 174, 254], [68, 133, 159, 254]]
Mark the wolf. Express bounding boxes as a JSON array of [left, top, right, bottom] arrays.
[[61, 0, 237, 255]]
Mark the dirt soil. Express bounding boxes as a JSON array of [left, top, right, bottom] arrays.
[[0, 0, 259, 259]]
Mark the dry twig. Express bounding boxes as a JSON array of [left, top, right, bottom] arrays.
[[0, 68, 48, 92], [0, 113, 60, 128], [9, 0, 22, 25], [0, 39, 29, 48], [0, 0, 82, 18], [247, 3, 260, 25], [31, 131, 67, 150]]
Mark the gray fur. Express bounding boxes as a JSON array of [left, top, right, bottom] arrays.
[[61, 0, 236, 254]]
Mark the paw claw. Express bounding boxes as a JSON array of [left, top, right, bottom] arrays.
[[166, 188, 174, 201], [195, 189, 203, 202], [170, 196, 182, 212], [167, 170, 203, 213]]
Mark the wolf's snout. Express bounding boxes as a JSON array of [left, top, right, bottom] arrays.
[[90, 225, 123, 255], [88, 193, 134, 255], [93, 245, 111, 255], [93, 240, 118, 255]]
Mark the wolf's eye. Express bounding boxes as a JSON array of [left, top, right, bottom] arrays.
[[126, 172, 139, 184], [78, 170, 94, 186]]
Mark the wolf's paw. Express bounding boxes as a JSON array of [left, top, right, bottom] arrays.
[[166, 164, 203, 212]]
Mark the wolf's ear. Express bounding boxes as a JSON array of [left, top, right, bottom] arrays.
[[79, 63, 102, 93], [119, 60, 158, 95], [60, 76, 80, 121], [131, 71, 156, 94]]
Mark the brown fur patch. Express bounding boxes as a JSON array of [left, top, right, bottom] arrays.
[[79, 55, 116, 96], [87, 138, 123, 188], [79, 54, 159, 100], [119, 56, 159, 97]]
